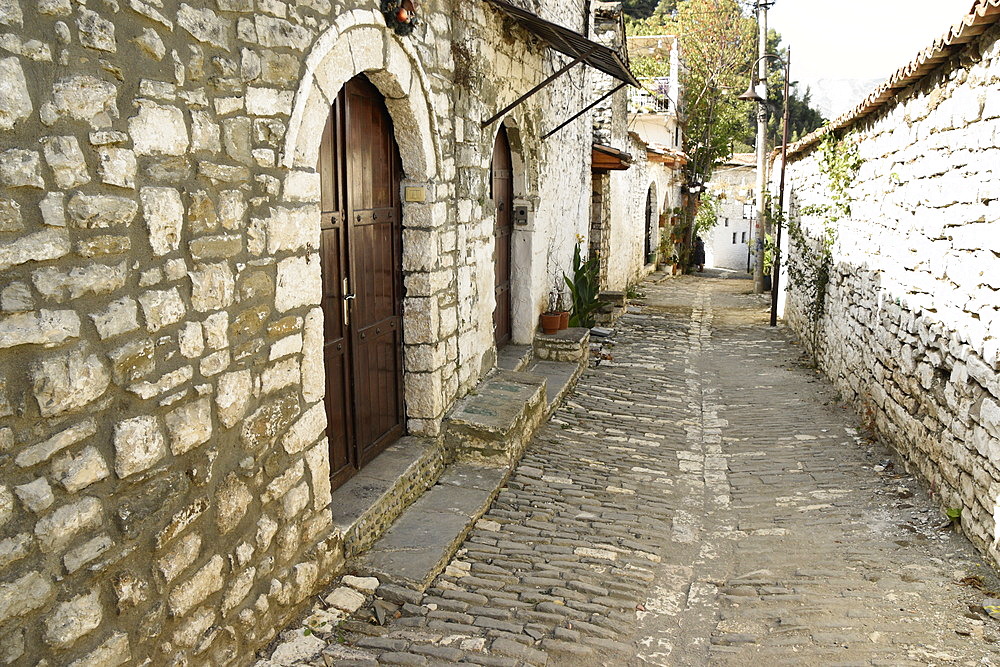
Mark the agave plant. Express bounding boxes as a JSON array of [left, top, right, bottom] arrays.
[[564, 242, 600, 328]]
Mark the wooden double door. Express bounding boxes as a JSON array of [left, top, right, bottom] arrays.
[[319, 75, 405, 491]]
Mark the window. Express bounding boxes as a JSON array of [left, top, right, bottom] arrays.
[[741, 232, 747, 243], [724, 218, 729, 227], [732, 233, 737, 244]]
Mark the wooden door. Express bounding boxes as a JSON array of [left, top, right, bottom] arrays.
[[644, 186, 654, 260], [492, 127, 513, 348], [319, 74, 405, 489]]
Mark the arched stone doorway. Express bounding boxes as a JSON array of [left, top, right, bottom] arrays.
[[318, 74, 405, 489], [283, 17, 443, 498]]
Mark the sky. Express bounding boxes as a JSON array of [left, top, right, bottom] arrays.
[[768, 0, 974, 82]]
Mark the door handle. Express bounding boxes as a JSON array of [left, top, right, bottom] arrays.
[[344, 293, 356, 300]]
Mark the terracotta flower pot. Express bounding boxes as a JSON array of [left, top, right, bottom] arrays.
[[558, 311, 570, 330], [540, 312, 560, 334]]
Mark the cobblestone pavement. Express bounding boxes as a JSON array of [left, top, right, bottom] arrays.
[[277, 274, 1000, 666]]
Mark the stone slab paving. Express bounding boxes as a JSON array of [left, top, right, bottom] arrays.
[[263, 274, 1000, 666]]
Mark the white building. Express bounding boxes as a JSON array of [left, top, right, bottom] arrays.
[[705, 153, 756, 271]]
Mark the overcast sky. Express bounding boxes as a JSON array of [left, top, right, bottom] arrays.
[[769, 0, 973, 81]]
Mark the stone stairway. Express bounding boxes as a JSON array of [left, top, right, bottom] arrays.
[[343, 327, 591, 592]]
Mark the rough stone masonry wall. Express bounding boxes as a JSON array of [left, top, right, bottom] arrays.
[[0, 0, 600, 661], [780, 21, 1000, 566]]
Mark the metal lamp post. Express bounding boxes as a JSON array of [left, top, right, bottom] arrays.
[[738, 50, 791, 327]]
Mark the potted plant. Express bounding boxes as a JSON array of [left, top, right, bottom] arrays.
[[539, 290, 561, 334], [555, 288, 570, 330]]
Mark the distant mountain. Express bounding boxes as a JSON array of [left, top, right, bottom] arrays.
[[795, 78, 885, 121]]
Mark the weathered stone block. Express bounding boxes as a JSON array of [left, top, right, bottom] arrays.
[[0, 149, 44, 188], [97, 146, 137, 188], [0, 228, 70, 271], [75, 234, 131, 258], [43, 588, 102, 647], [281, 402, 325, 454], [164, 397, 212, 456], [264, 205, 320, 254], [51, 446, 109, 493], [77, 8, 116, 52], [216, 473, 252, 534], [90, 297, 139, 339], [67, 193, 137, 228], [113, 415, 166, 478], [190, 262, 235, 312], [16, 419, 96, 468], [63, 534, 111, 573], [262, 356, 299, 394], [0, 534, 31, 571], [32, 262, 127, 301], [0, 571, 53, 624], [158, 532, 201, 582], [177, 3, 229, 48], [254, 15, 312, 50], [275, 254, 322, 311], [0, 309, 80, 348], [0, 57, 32, 130], [41, 135, 90, 188], [34, 496, 102, 552], [168, 554, 224, 617], [0, 198, 21, 232], [46, 74, 118, 128], [215, 369, 252, 429], [241, 392, 299, 453], [14, 477, 56, 516], [130, 100, 189, 156], [67, 633, 130, 667], [138, 287, 186, 332], [31, 347, 110, 417], [222, 566, 256, 613]]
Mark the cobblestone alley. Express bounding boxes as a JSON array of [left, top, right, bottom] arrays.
[[269, 274, 1000, 666]]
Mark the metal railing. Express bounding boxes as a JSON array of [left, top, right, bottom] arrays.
[[629, 77, 671, 114]]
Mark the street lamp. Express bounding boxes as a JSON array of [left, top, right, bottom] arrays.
[[738, 50, 791, 327]]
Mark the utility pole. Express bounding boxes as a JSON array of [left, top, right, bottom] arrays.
[[752, 0, 769, 293]]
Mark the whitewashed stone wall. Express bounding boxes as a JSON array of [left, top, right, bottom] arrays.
[[779, 20, 1000, 565], [0, 0, 597, 662], [706, 161, 754, 271]]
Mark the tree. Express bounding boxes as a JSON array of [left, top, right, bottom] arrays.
[[628, 0, 756, 268]]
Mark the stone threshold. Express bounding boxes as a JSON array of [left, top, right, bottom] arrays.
[[337, 327, 591, 594]]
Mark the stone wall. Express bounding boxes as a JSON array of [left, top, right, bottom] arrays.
[[778, 20, 1000, 566], [0, 0, 598, 662]]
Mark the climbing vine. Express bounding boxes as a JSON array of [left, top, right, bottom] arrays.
[[785, 133, 863, 325]]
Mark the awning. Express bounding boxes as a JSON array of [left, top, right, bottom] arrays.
[[482, 0, 640, 130], [486, 0, 640, 87], [592, 144, 632, 171]]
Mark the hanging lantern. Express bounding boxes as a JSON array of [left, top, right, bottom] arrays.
[[382, 0, 419, 36]]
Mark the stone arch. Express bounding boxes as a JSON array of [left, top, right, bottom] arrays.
[[283, 17, 447, 440], [283, 13, 440, 180]]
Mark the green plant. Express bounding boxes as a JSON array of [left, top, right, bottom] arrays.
[[784, 132, 862, 326], [564, 242, 600, 328], [694, 191, 720, 235]]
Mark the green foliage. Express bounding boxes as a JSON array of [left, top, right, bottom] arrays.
[[564, 242, 601, 328], [694, 191, 719, 235], [784, 133, 863, 325], [630, 55, 671, 79]]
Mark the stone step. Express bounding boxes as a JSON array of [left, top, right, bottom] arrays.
[[330, 436, 446, 558], [348, 463, 506, 591], [496, 343, 532, 372], [443, 370, 547, 466], [525, 359, 583, 417]]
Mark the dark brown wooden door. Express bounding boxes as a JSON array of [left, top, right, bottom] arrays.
[[492, 127, 513, 348], [319, 75, 405, 490]]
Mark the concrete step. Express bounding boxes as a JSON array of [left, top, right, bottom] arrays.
[[443, 370, 547, 466], [330, 436, 446, 558], [348, 463, 506, 591]]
